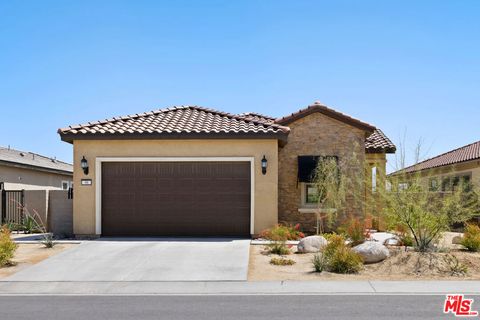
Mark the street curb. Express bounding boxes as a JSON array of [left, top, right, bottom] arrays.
[[0, 280, 479, 295]]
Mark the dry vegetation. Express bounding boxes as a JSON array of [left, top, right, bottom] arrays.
[[248, 245, 480, 281]]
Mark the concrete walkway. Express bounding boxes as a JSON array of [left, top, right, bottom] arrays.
[[4, 238, 250, 282], [1, 281, 479, 295]]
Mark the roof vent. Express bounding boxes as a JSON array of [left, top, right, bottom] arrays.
[[20, 152, 25, 157]]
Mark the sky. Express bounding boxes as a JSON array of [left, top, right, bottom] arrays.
[[1, 0, 479, 172]]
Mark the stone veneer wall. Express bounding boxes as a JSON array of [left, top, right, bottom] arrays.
[[278, 112, 367, 233]]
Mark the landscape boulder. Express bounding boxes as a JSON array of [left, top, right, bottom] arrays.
[[353, 241, 390, 263], [370, 232, 400, 246], [297, 235, 327, 253]]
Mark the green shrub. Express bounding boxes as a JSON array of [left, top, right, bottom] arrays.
[[270, 257, 295, 266], [312, 254, 327, 272], [322, 232, 337, 241], [322, 234, 346, 258], [327, 245, 363, 274], [461, 224, 480, 252], [314, 234, 363, 274], [338, 218, 365, 246], [0, 226, 17, 267], [259, 224, 305, 241], [266, 241, 291, 255], [383, 173, 479, 252]]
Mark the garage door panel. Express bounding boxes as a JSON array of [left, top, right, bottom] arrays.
[[101, 161, 251, 237]]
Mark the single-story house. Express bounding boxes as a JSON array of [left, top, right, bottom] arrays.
[[390, 140, 480, 192], [58, 101, 395, 237], [0, 146, 73, 191]]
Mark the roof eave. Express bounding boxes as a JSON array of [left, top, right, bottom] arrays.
[[0, 160, 73, 176], [275, 105, 376, 133], [366, 147, 397, 154], [59, 131, 290, 144]]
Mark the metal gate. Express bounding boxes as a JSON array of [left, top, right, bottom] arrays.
[[1, 189, 25, 225]]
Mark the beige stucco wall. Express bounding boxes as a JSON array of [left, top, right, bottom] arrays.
[[413, 159, 480, 189], [0, 164, 72, 190], [72, 139, 279, 236], [278, 112, 367, 233]]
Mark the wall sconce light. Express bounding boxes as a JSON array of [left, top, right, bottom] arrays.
[[80, 156, 89, 175], [261, 155, 268, 175]]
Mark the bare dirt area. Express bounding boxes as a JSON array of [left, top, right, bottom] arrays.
[[0, 243, 77, 279], [248, 245, 480, 281]]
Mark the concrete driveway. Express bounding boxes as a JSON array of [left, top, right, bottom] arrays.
[[5, 238, 250, 281]]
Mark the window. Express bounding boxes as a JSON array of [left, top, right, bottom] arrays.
[[453, 174, 472, 192], [298, 155, 339, 207], [297, 155, 339, 183], [305, 183, 319, 204], [442, 174, 472, 192], [398, 182, 409, 191], [61, 181, 72, 190], [429, 178, 439, 191], [442, 177, 452, 192]]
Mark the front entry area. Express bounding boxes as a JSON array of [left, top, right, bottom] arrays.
[[100, 161, 251, 237]]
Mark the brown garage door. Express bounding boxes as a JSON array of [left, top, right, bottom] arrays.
[[101, 161, 251, 237]]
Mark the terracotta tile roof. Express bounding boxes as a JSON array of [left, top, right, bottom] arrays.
[[275, 101, 376, 132], [398, 140, 480, 174], [238, 103, 396, 154], [365, 129, 396, 153], [0, 146, 73, 174], [59, 102, 396, 153], [59, 106, 290, 143], [237, 112, 276, 124]]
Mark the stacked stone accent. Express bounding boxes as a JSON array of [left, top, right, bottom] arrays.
[[278, 112, 367, 233]]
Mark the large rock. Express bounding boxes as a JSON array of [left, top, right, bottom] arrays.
[[297, 235, 327, 253], [370, 232, 400, 246], [353, 241, 390, 263]]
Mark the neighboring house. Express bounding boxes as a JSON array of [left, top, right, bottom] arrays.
[[58, 101, 395, 237], [389, 140, 480, 192], [0, 146, 73, 190]]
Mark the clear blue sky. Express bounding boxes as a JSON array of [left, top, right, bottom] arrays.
[[1, 0, 479, 171]]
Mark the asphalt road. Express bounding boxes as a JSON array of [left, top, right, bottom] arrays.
[[1, 295, 476, 320]]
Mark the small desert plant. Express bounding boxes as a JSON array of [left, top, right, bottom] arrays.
[[315, 234, 363, 274], [326, 246, 363, 274], [5, 221, 21, 232], [270, 257, 296, 266], [22, 215, 42, 234], [259, 224, 305, 241], [312, 253, 327, 272], [461, 224, 480, 252], [41, 233, 56, 248], [14, 203, 55, 248], [266, 241, 291, 255], [443, 254, 468, 276], [338, 218, 365, 246], [322, 232, 337, 241], [0, 226, 18, 267]]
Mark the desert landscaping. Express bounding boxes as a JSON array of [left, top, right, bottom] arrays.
[[249, 241, 480, 281]]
